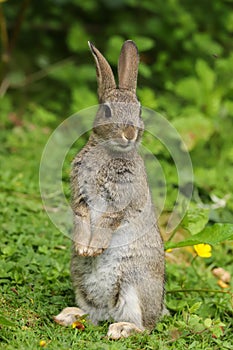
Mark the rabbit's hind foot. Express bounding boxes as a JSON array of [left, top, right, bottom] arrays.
[[107, 322, 143, 339], [53, 307, 86, 326]]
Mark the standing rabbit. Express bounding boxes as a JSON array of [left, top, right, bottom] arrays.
[[54, 40, 166, 339]]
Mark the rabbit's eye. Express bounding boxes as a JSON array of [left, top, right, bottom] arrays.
[[104, 104, 112, 118]]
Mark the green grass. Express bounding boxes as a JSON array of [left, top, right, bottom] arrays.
[[0, 123, 232, 350]]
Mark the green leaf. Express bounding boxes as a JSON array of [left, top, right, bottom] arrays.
[[189, 302, 202, 314], [71, 87, 98, 112], [195, 59, 216, 92], [172, 114, 215, 150], [138, 87, 158, 109], [204, 318, 212, 328], [165, 223, 233, 250], [0, 314, 15, 327], [181, 206, 209, 235], [192, 33, 223, 56], [211, 324, 224, 338], [67, 23, 89, 52], [106, 35, 125, 64], [188, 314, 204, 332], [139, 62, 151, 78], [175, 77, 201, 102], [131, 35, 155, 51]]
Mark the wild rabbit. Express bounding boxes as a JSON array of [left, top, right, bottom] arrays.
[[54, 40, 166, 339]]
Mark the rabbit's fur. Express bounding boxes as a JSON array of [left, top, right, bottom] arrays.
[[54, 41, 165, 339]]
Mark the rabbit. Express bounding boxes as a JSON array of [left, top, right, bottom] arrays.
[[54, 40, 166, 339]]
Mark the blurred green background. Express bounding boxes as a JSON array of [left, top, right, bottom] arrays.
[[1, 0, 233, 226]]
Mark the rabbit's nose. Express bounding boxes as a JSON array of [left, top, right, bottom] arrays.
[[122, 125, 137, 141]]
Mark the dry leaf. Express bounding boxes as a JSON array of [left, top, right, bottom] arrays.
[[217, 279, 229, 289], [212, 267, 231, 283], [72, 320, 85, 330]]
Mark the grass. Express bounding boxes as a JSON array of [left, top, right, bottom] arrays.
[[0, 122, 232, 350]]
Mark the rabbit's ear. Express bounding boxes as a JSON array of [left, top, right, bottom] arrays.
[[118, 40, 139, 93], [88, 41, 116, 100]]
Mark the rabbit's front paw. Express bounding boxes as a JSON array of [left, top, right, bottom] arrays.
[[107, 322, 143, 339], [53, 307, 86, 326], [74, 243, 105, 257]]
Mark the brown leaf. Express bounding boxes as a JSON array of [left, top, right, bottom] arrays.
[[212, 267, 231, 283], [217, 279, 229, 289], [72, 321, 85, 330], [8, 113, 23, 126]]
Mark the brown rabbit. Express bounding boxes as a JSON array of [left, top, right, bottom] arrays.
[[54, 40, 166, 339]]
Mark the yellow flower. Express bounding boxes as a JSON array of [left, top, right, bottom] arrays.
[[194, 243, 212, 258], [166, 248, 173, 253], [39, 340, 46, 347]]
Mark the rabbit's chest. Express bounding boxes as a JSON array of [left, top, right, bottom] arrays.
[[81, 254, 120, 306], [79, 155, 138, 205]]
